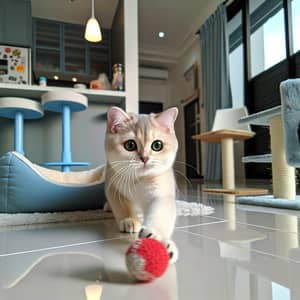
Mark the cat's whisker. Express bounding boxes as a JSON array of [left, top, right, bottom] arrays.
[[129, 168, 136, 199], [112, 170, 130, 207], [151, 160, 166, 172], [173, 169, 193, 188], [109, 160, 138, 203], [174, 160, 201, 176], [151, 159, 194, 188], [106, 165, 129, 195], [133, 165, 138, 183], [110, 159, 139, 168], [123, 167, 132, 199], [174, 182, 188, 202]]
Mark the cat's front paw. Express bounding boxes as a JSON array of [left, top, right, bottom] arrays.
[[162, 239, 178, 264], [119, 218, 141, 233], [138, 227, 162, 241]]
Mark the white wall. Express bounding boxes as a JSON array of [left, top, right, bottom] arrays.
[[139, 78, 170, 107], [168, 39, 204, 176]]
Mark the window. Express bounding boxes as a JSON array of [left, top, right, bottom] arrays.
[[291, 0, 300, 53], [271, 282, 290, 300], [226, 0, 300, 179], [250, 0, 286, 77], [228, 11, 244, 108]]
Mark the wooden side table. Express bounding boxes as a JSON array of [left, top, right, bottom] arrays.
[[192, 129, 268, 195]]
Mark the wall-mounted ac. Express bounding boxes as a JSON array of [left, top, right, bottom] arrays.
[[139, 67, 168, 80]]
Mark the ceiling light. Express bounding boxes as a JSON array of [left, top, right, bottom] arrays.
[[85, 0, 102, 42], [158, 32, 165, 38], [72, 77, 77, 82], [53, 75, 59, 80]]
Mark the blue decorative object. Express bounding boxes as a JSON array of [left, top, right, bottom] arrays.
[[237, 195, 300, 210], [280, 78, 300, 167], [0, 152, 106, 213], [0, 97, 44, 155], [41, 90, 89, 172]]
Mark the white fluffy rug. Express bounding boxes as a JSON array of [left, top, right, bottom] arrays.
[[0, 200, 215, 227]]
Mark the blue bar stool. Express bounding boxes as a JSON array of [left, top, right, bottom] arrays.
[[41, 90, 89, 172], [0, 97, 44, 155]]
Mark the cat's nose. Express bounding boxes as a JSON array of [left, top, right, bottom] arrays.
[[140, 156, 149, 164]]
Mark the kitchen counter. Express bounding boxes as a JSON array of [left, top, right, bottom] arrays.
[[0, 83, 125, 105]]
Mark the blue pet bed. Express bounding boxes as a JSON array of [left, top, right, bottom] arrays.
[[0, 152, 106, 213]]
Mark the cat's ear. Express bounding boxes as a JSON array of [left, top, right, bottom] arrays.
[[107, 106, 130, 133], [155, 107, 178, 131]]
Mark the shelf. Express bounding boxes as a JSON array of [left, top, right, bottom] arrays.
[[239, 106, 282, 126], [0, 83, 125, 105], [36, 46, 60, 51]]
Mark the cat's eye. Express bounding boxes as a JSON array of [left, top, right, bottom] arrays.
[[151, 140, 163, 152], [124, 140, 137, 151]]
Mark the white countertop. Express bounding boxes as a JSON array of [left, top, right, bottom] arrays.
[[0, 83, 125, 105]]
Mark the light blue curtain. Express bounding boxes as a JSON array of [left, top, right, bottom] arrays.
[[199, 4, 232, 181]]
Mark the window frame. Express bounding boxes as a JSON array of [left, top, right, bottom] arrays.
[[227, 0, 298, 112], [226, 0, 299, 179]]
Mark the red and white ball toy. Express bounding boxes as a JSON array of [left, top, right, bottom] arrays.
[[125, 238, 169, 282]]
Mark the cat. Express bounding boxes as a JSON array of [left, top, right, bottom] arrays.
[[104, 106, 179, 263]]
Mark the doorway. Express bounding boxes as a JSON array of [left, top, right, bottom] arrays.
[[184, 99, 202, 179], [139, 101, 163, 114]]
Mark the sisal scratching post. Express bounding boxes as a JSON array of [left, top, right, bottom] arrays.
[[270, 116, 296, 200], [221, 138, 235, 190]]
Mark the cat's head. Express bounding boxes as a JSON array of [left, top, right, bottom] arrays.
[[105, 106, 178, 177]]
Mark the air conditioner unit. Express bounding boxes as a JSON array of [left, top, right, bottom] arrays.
[[139, 67, 168, 80]]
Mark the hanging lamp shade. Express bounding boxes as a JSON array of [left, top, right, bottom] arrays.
[[85, 0, 102, 42]]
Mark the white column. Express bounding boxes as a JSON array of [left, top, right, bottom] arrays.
[[124, 0, 139, 113], [270, 115, 296, 199], [221, 138, 235, 190]]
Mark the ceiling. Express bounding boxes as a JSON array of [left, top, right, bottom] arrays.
[[138, 0, 222, 65], [31, 0, 222, 66]]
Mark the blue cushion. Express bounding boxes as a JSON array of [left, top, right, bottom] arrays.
[[0, 152, 106, 213]]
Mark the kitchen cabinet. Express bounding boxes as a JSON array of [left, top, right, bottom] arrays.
[[0, 0, 32, 47], [32, 18, 111, 83]]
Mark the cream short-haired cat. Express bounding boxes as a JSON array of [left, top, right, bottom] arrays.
[[104, 106, 179, 263]]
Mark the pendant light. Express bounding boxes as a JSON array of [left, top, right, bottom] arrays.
[[85, 0, 102, 42]]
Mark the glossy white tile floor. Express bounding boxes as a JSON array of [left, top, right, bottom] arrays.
[[1, 181, 300, 300]]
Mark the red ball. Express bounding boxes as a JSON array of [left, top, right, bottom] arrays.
[[126, 238, 169, 282]]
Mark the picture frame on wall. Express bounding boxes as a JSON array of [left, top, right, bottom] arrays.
[[0, 45, 31, 85], [182, 62, 199, 104]]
